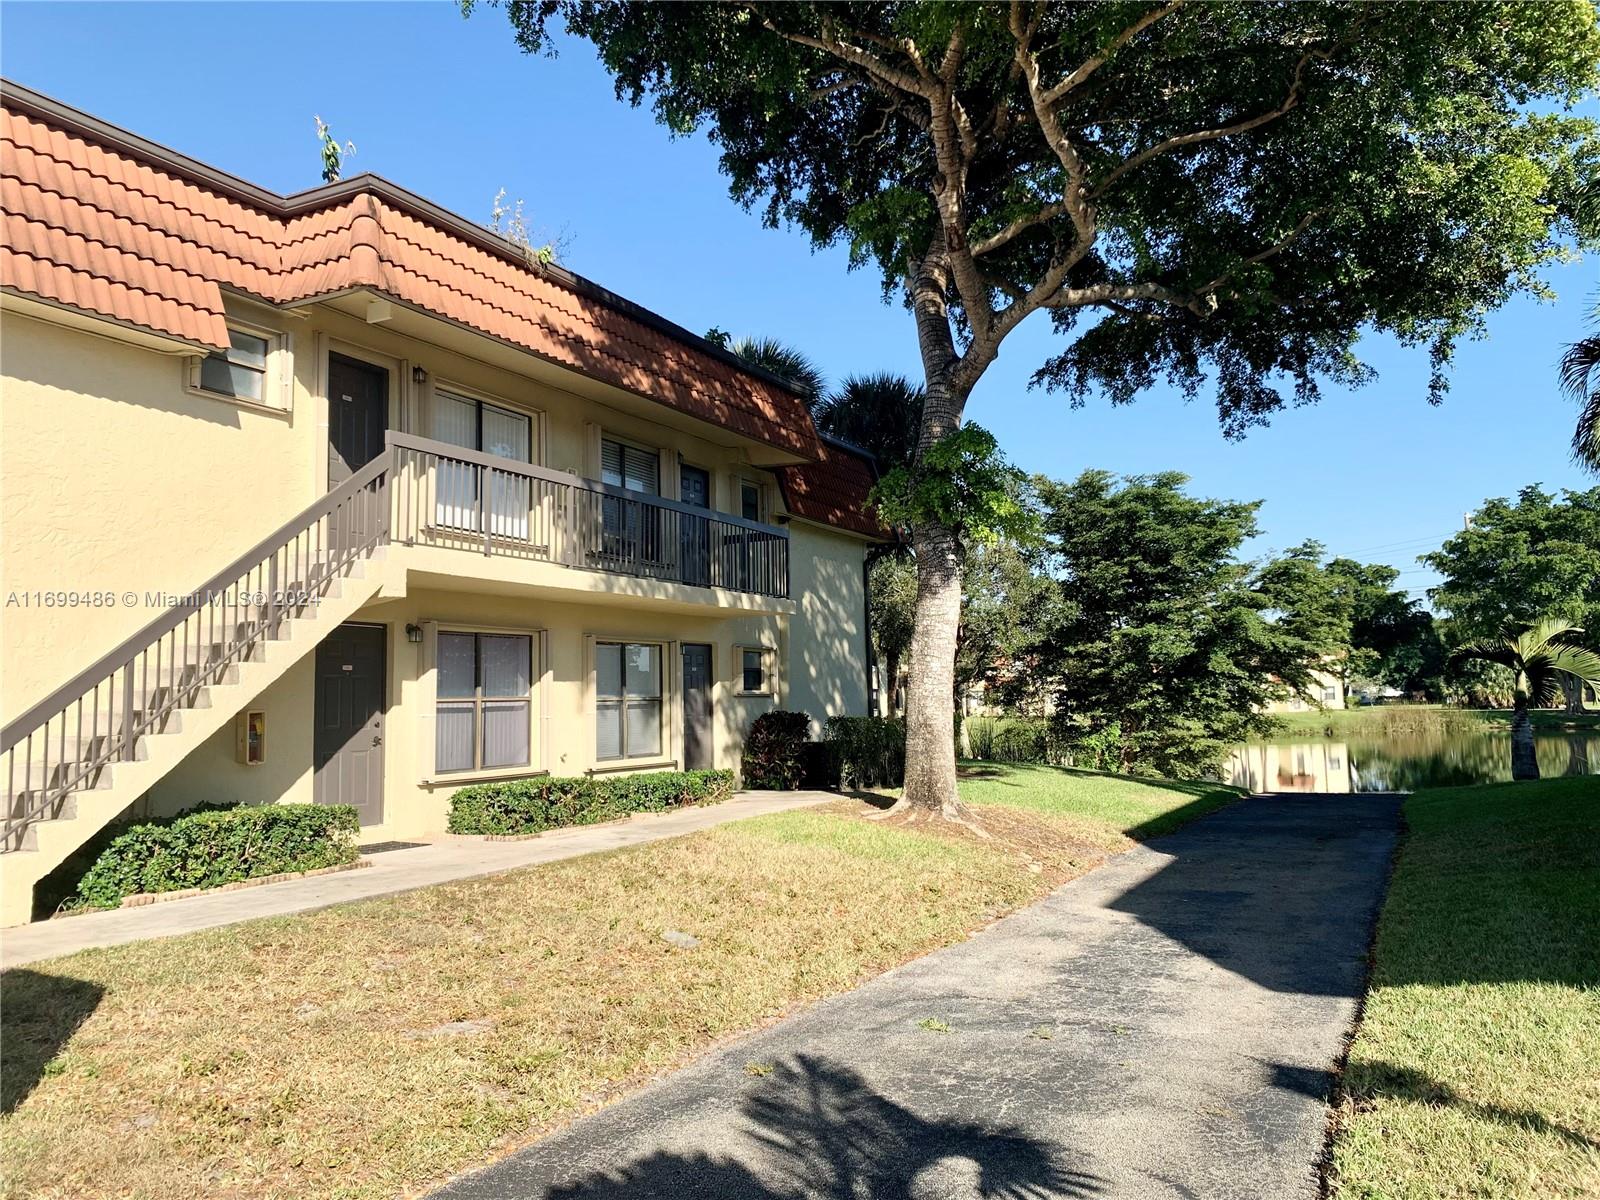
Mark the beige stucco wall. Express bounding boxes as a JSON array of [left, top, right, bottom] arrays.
[[0, 307, 316, 715], [2, 300, 814, 719], [152, 587, 789, 839], [786, 522, 869, 735], [5, 298, 877, 847]]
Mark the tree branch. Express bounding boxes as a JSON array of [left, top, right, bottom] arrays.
[[1193, 209, 1323, 295], [1090, 48, 1325, 199], [1039, 0, 1186, 105], [971, 199, 1065, 256]]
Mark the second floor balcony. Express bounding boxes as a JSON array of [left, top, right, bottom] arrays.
[[386, 433, 791, 602]]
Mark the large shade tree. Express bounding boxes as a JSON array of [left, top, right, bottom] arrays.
[[478, 1, 1599, 815]]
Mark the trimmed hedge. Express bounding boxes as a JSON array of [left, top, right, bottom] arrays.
[[448, 768, 735, 836], [824, 716, 906, 788], [71, 803, 359, 910], [741, 710, 813, 790]]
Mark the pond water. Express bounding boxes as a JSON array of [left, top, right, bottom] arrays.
[[1223, 726, 1600, 792]]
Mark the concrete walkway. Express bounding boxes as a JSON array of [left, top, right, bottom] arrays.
[[434, 793, 1402, 1200], [0, 791, 833, 969]]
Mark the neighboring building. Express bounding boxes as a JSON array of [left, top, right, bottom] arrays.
[[0, 83, 884, 925], [1262, 667, 1347, 714]]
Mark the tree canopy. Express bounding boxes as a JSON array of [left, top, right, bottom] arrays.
[[487, 1, 1598, 430]]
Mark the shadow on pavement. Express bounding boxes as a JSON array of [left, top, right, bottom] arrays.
[[543, 1054, 1103, 1199]]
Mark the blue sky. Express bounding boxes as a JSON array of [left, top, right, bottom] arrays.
[[4, 1, 1595, 600]]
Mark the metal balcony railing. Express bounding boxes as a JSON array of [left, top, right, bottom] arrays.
[[388, 432, 790, 600]]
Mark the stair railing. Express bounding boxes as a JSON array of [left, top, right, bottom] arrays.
[[2, 451, 392, 850]]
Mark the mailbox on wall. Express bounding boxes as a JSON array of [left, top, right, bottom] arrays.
[[235, 710, 266, 766]]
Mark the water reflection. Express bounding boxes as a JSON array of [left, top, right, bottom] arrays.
[[1224, 730, 1600, 793]]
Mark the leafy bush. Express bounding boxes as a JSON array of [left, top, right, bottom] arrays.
[[824, 716, 905, 788], [741, 710, 814, 789], [71, 803, 358, 910], [449, 769, 734, 836]]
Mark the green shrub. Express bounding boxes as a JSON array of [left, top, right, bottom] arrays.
[[824, 716, 905, 788], [71, 803, 359, 910], [741, 710, 813, 789], [448, 768, 735, 836]]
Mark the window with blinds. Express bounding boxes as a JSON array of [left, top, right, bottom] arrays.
[[599, 437, 663, 562], [435, 631, 534, 773], [595, 641, 664, 761], [600, 438, 660, 495], [432, 391, 533, 538]]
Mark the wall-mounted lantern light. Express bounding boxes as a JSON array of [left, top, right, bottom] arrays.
[[406, 623, 424, 644], [412, 366, 428, 386]]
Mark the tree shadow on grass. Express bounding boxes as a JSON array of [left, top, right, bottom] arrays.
[[1342, 1059, 1600, 1153], [1, 967, 104, 1114], [539, 1054, 1102, 1200]]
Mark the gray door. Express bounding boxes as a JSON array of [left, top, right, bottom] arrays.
[[680, 465, 712, 588], [682, 643, 713, 770], [327, 353, 388, 487], [314, 623, 386, 824]]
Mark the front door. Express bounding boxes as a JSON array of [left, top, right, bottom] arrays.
[[679, 465, 712, 588], [314, 622, 386, 825], [327, 353, 388, 487], [681, 643, 713, 770]]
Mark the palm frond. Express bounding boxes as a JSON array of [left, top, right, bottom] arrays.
[[1567, 335, 1600, 471], [1547, 643, 1600, 687], [728, 336, 826, 402]]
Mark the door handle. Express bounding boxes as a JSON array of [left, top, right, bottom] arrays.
[[372, 735, 383, 746]]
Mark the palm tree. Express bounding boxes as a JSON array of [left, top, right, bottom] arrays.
[[812, 372, 925, 472], [1563, 177, 1600, 471], [728, 336, 826, 403], [1453, 619, 1600, 780]]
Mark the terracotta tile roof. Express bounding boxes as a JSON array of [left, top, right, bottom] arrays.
[[777, 436, 888, 539], [0, 84, 821, 461]]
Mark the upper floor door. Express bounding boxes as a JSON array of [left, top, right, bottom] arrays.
[[328, 354, 389, 488]]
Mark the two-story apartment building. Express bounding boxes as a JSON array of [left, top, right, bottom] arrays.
[[0, 82, 884, 925]]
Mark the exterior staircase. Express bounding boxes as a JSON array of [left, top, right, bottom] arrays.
[[1, 455, 393, 926]]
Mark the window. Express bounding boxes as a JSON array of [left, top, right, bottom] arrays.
[[740, 479, 763, 522], [432, 390, 533, 539], [600, 438, 662, 562], [435, 632, 533, 773], [596, 641, 663, 760], [193, 325, 282, 407], [740, 647, 772, 695], [601, 438, 660, 495]]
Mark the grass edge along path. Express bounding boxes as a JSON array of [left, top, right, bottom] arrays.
[[1327, 776, 1600, 1200], [0, 763, 1239, 1200]]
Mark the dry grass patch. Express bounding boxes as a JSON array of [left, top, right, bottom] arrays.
[[1, 765, 1231, 1200]]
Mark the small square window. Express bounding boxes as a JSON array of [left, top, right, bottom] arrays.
[[740, 481, 762, 522], [741, 648, 769, 694], [197, 328, 271, 403]]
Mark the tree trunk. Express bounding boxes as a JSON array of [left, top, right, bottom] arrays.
[[884, 649, 902, 717], [1510, 698, 1540, 781], [902, 517, 965, 814], [1560, 674, 1587, 716]]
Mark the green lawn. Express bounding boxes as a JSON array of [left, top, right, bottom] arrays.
[[958, 760, 1240, 839], [1, 762, 1235, 1200], [1329, 776, 1600, 1199]]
